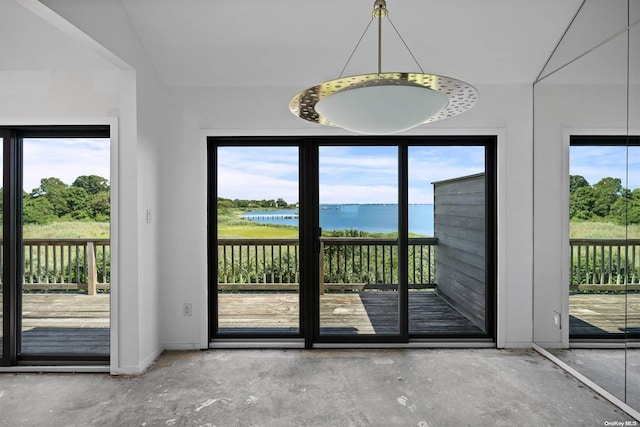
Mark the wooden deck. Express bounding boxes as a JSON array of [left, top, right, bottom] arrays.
[[570, 293, 640, 337], [0, 294, 110, 355], [218, 290, 484, 335], [1, 292, 638, 356], [0, 291, 485, 356]]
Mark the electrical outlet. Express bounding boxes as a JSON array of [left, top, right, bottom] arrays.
[[183, 303, 192, 316]]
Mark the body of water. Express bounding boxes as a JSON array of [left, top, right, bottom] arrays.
[[243, 204, 434, 236]]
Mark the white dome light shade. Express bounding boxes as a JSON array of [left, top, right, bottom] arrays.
[[289, 72, 478, 135], [315, 84, 448, 135]]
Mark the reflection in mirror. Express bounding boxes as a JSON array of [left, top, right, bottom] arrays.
[[0, 135, 3, 359], [534, 0, 638, 412], [626, 20, 640, 409], [538, 0, 629, 81], [564, 141, 631, 402]]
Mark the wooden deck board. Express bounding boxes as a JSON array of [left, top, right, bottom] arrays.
[[0, 294, 110, 355], [219, 290, 484, 335], [0, 292, 638, 354], [570, 293, 640, 336], [1, 290, 487, 355]]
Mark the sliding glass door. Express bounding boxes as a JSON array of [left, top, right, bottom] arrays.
[[208, 136, 496, 347], [408, 145, 493, 337], [318, 146, 400, 337], [1, 126, 110, 366], [20, 136, 110, 357], [213, 145, 301, 337]]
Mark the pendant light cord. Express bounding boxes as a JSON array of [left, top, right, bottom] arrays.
[[387, 16, 425, 74], [338, 13, 426, 78], [338, 18, 374, 78], [378, 5, 382, 75]]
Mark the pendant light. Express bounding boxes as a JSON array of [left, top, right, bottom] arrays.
[[289, 0, 478, 135]]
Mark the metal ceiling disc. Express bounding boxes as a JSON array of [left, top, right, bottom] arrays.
[[289, 72, 479, 128]]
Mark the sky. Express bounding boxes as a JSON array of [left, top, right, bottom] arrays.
[[570, 146, 640, 188], [218, 145, 640, 205], [218, 146, 485, 204], [10, 140, 636, 203], [22, 138, 110, 193]]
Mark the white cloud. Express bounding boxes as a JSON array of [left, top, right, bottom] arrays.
[[219, 168, 299, 203], [320, 183, 398, 204], [217, 145, 486, 204], [22, 138, 110, 192], [571, 146, 640, 189], [218, 146, 299, 203]]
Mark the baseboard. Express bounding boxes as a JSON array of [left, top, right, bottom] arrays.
[[502, 341, 534, 348], [111, 346, 163, 375], [163, 342, 203, 350]]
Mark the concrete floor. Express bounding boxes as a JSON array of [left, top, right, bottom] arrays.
[[0, 349, 635, 426], [552, 348, 640, 409]]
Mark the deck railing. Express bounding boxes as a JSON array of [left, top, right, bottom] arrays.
[[7, 237, 638, 294], [0, 238, 110, 294], [570, 238, 640, 291], [217, 237, 437, 292]]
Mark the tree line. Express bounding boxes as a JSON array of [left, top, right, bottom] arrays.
[[217, 197, 297, 210], [570, 175, 640, 224], [0, 175, 110, 224]]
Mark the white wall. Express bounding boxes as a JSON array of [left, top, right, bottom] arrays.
[[1, 0, 169, 373], [9, 0, 542, 355], [533, 82, 629, 347], [532, 9, 633, 347], [164, 83, 535, 348], [39, 0, 174, 371]]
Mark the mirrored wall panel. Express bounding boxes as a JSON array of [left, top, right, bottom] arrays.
[[534, 0, 639, 411]]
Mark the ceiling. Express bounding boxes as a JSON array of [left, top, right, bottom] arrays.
[[15, 0, 591, 87], [118, 0, 583, 87]]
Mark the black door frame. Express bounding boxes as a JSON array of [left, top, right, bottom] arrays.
[[207, 135, 497, 348], [1, 125, 110, 366]]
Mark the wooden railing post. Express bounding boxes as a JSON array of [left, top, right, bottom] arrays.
[[86, 241, 98, 295], [319, 240, 325, 295]]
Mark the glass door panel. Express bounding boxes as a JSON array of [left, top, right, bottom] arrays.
[[569, 143, 629, 343], [21, 137, 110, 356], [216, 146, 300, 335], [318, 146, 399, 336], [408, 146, 487, 335]]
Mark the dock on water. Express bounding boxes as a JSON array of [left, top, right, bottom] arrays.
[[243, 213, 299, 220]]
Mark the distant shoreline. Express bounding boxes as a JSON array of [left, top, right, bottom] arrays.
[[241, 204, 435, 236]]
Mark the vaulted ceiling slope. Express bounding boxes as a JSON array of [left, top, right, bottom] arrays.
[[30, 0, 584, 87]]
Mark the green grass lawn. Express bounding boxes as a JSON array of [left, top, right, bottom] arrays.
[[20, 218, 640, 240], [570, 221, 640, 239], [23, 221, 110, 239], [222, 220, 640, 240], [218, 224, 298, 238]]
